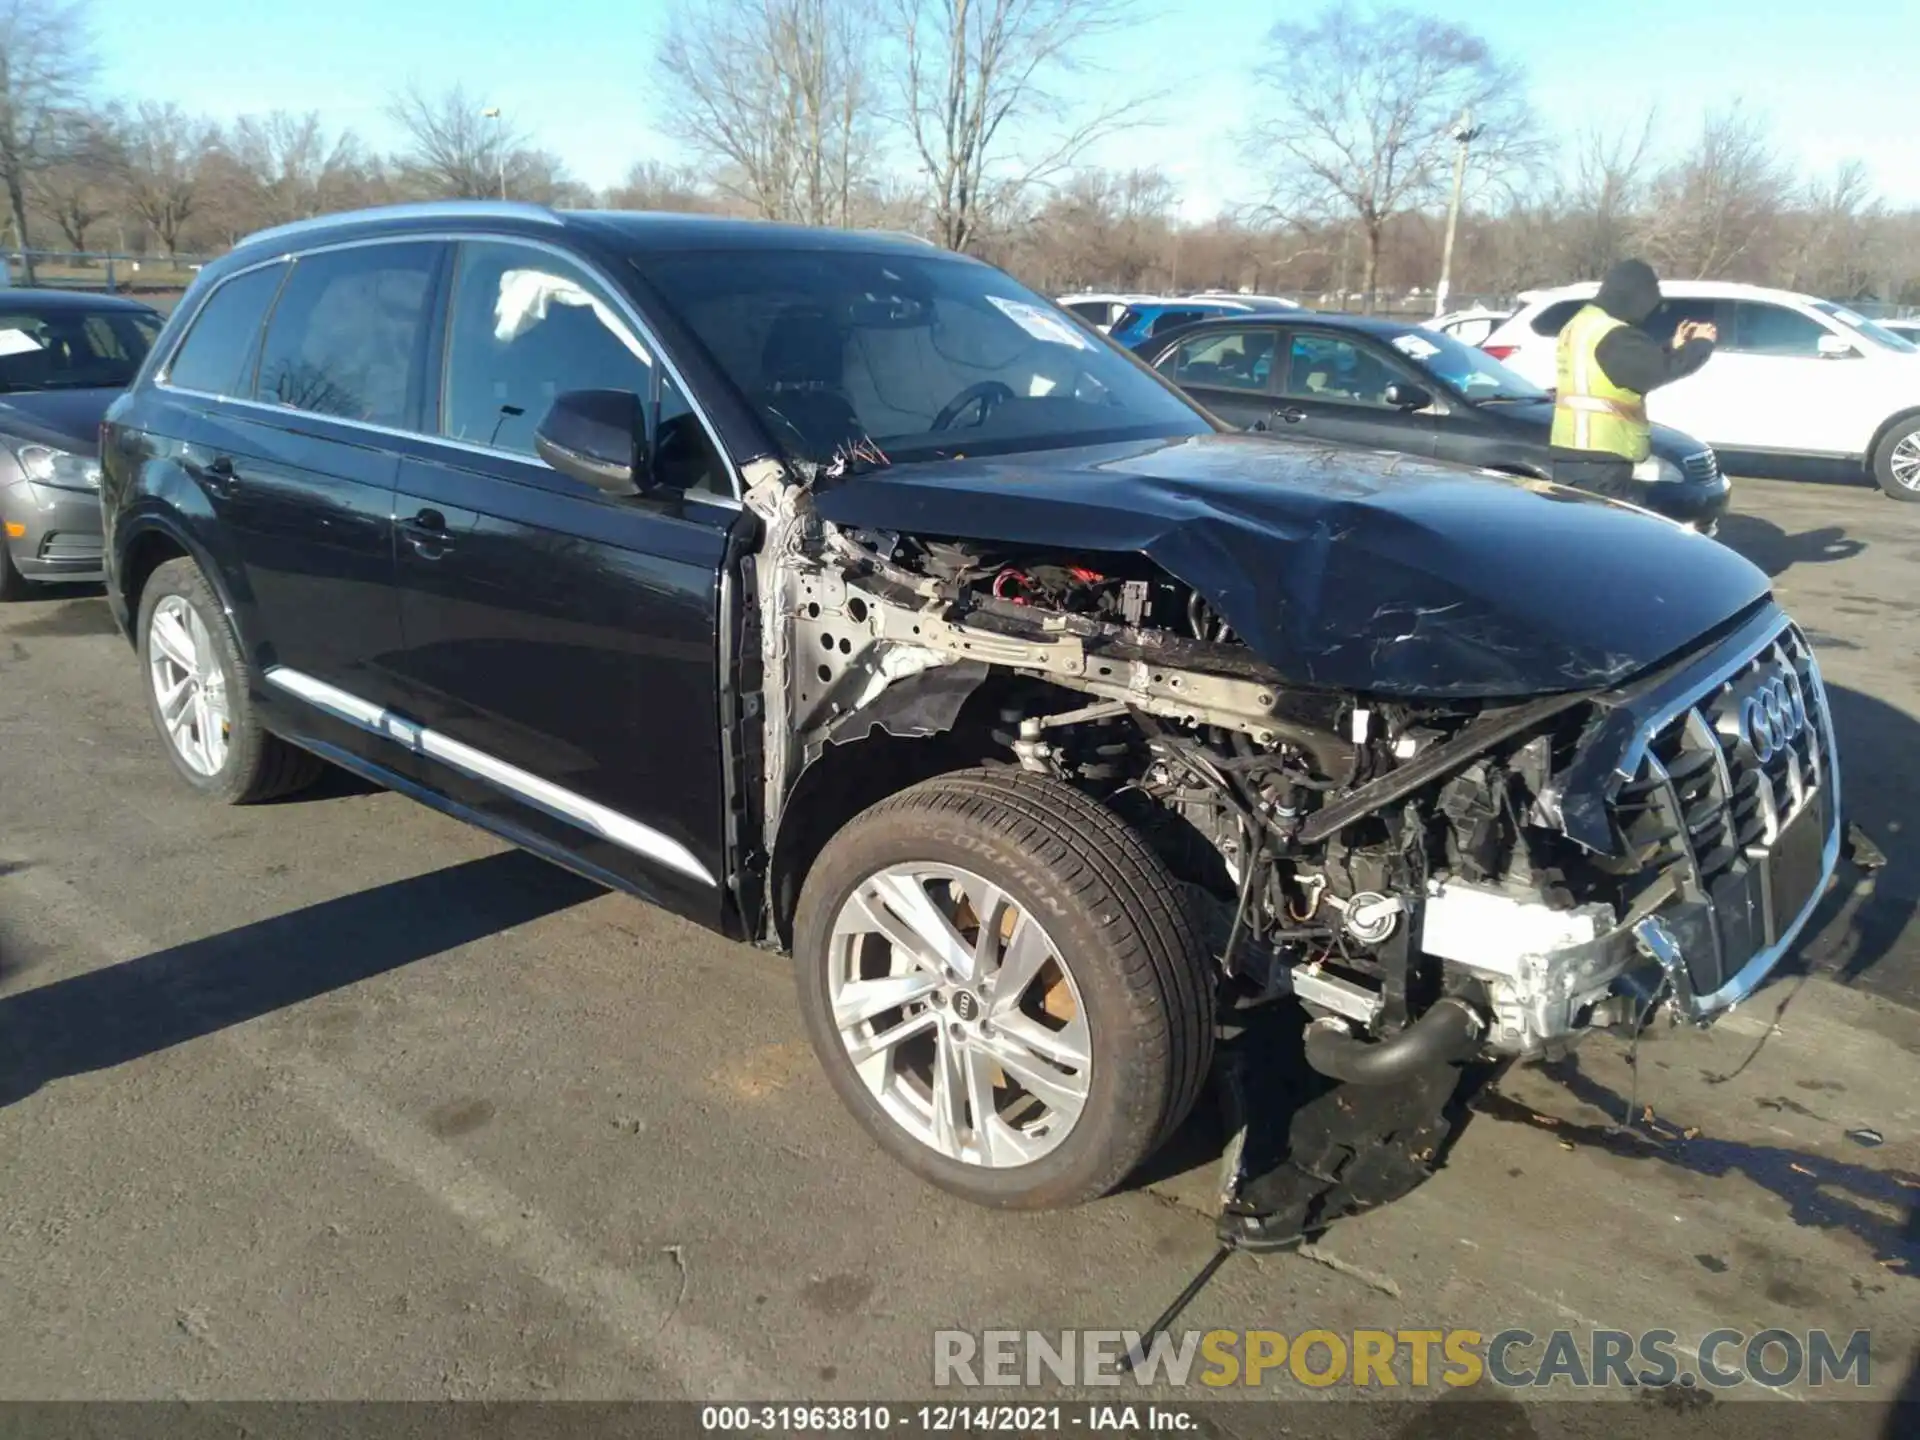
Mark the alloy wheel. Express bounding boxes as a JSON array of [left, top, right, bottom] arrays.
[[1891, 433, 1920, 492], [826, 862, 1091, 1168], [147, 594, 231, 777]]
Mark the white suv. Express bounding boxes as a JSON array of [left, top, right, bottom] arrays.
[[1482, 280, 1920, 499]]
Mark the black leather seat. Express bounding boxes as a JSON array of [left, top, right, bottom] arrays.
[[756, 309, 862, 457]]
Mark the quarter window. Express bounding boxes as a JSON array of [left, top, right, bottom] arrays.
[[1730, 302, 1828, 357], [167, 264, 287, 395], [441, 241, 654, 459], [1157, 329, 1275, 392], [254, 244, 440, 428], [1530, 299, 1586, 336]]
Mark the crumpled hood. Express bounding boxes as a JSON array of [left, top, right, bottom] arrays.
[[0, 387, 118, 454], [812, 432, 1771, 699]]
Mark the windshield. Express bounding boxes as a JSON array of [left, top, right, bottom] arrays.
[[638, 247, 1212, 466], [1384, 326, 1546, 401], [0, 305, 161, 393], [1813, 302, 1919, 354]]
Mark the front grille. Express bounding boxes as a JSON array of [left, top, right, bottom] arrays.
[[1611, 623, 1833, 998], [1681, 449, 1719, 483]]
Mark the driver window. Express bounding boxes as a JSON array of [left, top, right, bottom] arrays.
[[1280, 334, 1396, 407], [442, 240, 653, 458]]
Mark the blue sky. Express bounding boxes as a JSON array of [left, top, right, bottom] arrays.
[[89, 0, 1917, 214]]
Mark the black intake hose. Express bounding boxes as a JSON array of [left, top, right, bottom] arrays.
[[1303, 998, 1485, 1086]]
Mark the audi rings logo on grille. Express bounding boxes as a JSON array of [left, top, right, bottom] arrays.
[[1733, 667, 1807, 762]]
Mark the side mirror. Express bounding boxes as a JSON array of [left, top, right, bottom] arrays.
[[1384, 381, 1432, 411], [534, 389, 648, 495], [1816, 334, 1858, 359]]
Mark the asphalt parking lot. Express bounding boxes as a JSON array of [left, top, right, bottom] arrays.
[[0, 474, 1914, 1428]]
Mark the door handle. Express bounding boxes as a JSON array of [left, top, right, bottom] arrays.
[[400, 508, 453, 556], [198, 454, 237, 495], [1278, 407, 1307, 425]]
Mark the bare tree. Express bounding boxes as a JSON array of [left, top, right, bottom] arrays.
[[119, 100, 214, 257], [604, 159, 720, 213], [1558, 115, 1655, 279], [0, 0, 96, 279], [27, 101, 119, 250], [223, 111, 375, 228], [656, 0, 874, 226], [1242, 6, 1538, 311], [1782, 159, 1879, 297], [386, 82, 527, 199], [891, 0, 1137, 253], [1638, 105, 1790, 279]]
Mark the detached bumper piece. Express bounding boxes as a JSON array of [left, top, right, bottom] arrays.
[[1211, 1006, 1484, 1253]]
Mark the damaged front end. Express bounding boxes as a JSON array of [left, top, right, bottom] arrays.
[[739, 436, 1841, 1236]]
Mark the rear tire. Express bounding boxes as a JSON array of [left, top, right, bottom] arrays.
[[137, 557, 325, 804], [794, 768, 1214, 1209], [1871, 416, 1920, 500]]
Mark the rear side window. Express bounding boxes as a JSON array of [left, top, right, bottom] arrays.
[[1642, 298, 1720, 347], [1157, 328, 1276, 392], [1529, 299, 1585, 336], [255, 243, 441, 428], [166, 264, 286, 395]]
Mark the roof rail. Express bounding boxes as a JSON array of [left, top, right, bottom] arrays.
[[240, 200, 563, 251]]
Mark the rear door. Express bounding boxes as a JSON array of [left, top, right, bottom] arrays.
[[1271, 329, 1440, 457], [1150, 325, 1280, 429], [203, 241, 445, 702], [384, 237, 739, 924]]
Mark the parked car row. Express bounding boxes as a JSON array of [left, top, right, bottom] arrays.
[[1057, 289, 1303, 349], [1135, 311, 1729, 530], [0, 291, 164, 598], [1483, 280, 1920, 500]]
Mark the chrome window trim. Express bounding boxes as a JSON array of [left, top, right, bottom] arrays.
[[265, 666, 719, 888], [154, 229, 743, 504]]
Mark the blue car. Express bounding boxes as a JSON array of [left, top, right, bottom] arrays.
[[1108, 296, 1300, 349]]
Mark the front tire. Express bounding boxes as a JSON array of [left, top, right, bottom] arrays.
[[0, 542, 35, 602], [137, 557, 324, 803], [793, 768, 1214, 1209], [1872, 416, 1920, 500]]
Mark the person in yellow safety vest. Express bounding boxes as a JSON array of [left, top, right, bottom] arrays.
[[1549, 259, 1716, 499]]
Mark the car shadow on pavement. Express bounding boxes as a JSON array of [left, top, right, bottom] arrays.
[[0, 849, 603, 1109], [1774, 684, 1919, 1001], [1716, 513, 1866, 578]]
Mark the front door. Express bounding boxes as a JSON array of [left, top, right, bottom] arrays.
[[1709, 300, 1865, 455], [1150, 325, 1280, 429], [1272, 329, 1440, 458], [385, 238, 740, 926]]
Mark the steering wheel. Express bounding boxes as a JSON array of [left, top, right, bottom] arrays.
[[932, 380, 1017, 432]]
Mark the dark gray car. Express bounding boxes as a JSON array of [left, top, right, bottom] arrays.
[[0, 290, 162, 599]]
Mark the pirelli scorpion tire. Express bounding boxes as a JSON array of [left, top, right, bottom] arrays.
[[137, 557, 325, 804], [794, 767, 1215, 1210]]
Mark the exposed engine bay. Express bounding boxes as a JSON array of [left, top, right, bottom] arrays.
[[742, 455, 1839, 1081]]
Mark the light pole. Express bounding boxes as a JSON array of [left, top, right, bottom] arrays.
[[482, 107, 507, 200], [1434, 109, 1485, 318]]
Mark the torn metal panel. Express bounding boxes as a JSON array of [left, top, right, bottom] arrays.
[[812, 432, 1772, 700]]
